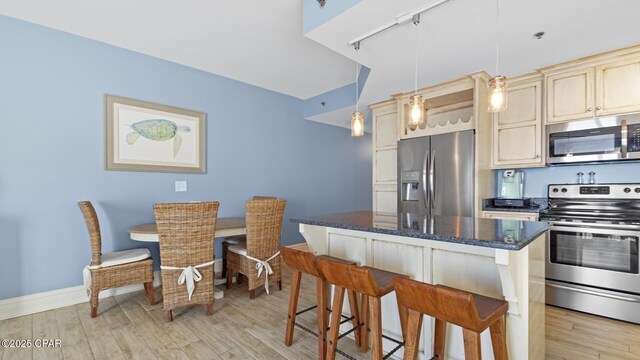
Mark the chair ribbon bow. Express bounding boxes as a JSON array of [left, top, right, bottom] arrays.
[[161, 261, 214, 301], [245, 252, 280, 294]]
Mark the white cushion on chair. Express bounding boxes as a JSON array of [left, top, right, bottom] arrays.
[[100, 248, 151, 268], [228, 242, 247, 256], [223, 236, 246, 245]]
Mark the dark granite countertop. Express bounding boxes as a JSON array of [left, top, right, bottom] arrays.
[[290, 211, 549, 251], [482, 198, 549, 213]]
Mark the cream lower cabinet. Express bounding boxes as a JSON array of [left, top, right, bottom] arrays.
[[483, 211, 539, 221], [371, 99, 399, 212], [492, 74, 544, 168]]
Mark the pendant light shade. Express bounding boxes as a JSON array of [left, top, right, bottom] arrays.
[[409, 15, 425, 126], [488, 0, 507, 112], [488, 75, 507, 112], [351, 42, 364, 137], [351, 111, 364, 136], [408, 94, 424, 126]]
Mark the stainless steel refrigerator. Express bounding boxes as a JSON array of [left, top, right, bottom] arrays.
[[397, 130, 475, 217]]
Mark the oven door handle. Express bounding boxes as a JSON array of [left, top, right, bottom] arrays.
[[547, 280, 640, 303], [550, 225, 640, 238]]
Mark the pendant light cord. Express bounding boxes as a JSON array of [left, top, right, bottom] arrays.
[[355, 43, 360, 112], [414, 17, 419, 94], [495, 0, 500, 76]]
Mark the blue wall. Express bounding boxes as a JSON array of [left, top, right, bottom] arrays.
[[498, 162, 640, 197], [303, 0, 361, 34], [304, 66, 371, 119], [0, 15, 372, 300]]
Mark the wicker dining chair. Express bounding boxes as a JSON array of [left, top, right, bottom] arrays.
[[221, 195, 276, 279], [78, 201, 155, 318], [154, 201, 219, 322], [226, 198, 286, 299]]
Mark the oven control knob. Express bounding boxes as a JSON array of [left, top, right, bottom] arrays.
[[635, 188, 640, 193], [552, 188, 559, 193], [625, 187, 632, 193], [561, 188, 567, 193]]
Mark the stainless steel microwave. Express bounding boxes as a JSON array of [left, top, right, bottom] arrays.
[[547, 113, 640, 165]]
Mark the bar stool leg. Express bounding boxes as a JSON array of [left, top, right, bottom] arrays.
[[462, 329, 482, 360], [360, 294, 369, 352], [434, 318, 447, 359], [221, 241, 229, 277], [316, 278, 329, 359], [397, 300, 408, 342], [489, 316, 508, 360], [326, 286, 346, 360], [226, 268, 233, 289], [369, 296, 383, 360], [285, 270, 302, 346], [347, 290, 361, 347], [403, 308, 423, 360]]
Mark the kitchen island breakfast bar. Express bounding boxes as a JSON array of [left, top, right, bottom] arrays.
[[291, 211, 548, 360]]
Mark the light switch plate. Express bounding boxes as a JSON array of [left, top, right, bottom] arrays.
[[175, 180, 187, 192]]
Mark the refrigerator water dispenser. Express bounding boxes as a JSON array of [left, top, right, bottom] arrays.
[[400, 171, 420, 201]]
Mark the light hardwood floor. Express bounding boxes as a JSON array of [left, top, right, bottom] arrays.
[[2, 269, 640, 360]]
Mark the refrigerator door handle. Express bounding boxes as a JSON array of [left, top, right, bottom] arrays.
[[422, 148, 429, 208], [429, 150, 436, 210]]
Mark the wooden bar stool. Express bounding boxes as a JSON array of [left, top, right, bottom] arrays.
[[281, 247, 361, 359], [393, 276, 509, 360], [317, 258, 408, 360]]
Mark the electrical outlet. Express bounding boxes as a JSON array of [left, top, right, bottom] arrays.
[[175, 181, 187, 192]]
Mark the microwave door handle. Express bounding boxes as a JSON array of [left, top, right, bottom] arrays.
[[622, 119, 628, 158]]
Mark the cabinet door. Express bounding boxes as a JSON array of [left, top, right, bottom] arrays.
[[373, 185, 397, 213], [546, 68, 595, 123], [595, 57, 640, 116], [492, 80, 543, 168], [375, 111, 398, 148], [372, 103, 398, 186]]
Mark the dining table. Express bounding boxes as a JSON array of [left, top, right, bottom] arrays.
[[129, 217, 246, 299]]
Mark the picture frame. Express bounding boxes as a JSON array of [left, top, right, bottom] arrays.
[[105, 95, 206, 173]]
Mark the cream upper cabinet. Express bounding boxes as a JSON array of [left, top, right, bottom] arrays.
[[492, 75, 544, 168], [544, 51, 640, 124], [371, 99, 399, 212], [545, 68, 595, 123], [595, 57, 640, 116]]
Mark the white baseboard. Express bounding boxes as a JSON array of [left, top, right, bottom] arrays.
[[0, 258, 226, 321]]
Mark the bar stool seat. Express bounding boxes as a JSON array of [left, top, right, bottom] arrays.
[[393, 277, 509, 360], [318, 259, 408, 360], [281, 247, 360, 359]]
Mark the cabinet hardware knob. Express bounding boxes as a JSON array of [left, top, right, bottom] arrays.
[[596, 106, 601, 110], [587, 107, 593, 112], [536, 154, 541, 158]]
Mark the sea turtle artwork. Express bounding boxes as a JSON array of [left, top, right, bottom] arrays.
[[126, 119, 191, 157]]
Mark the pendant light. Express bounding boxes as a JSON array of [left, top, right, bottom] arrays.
[[351, 42, 364, 137], [408, 14, 424, 126], [488, 0, 507, 112]]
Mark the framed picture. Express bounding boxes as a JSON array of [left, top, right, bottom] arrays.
[[105, 95, 206, 173]]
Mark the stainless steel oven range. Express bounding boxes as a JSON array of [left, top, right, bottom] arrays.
[[540, 184, 640, 323]]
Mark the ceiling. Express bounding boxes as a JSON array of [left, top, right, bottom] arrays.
[[2, 0, 640, 111], [308, 0, 640, 105], [0, 0, 355, 100]]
